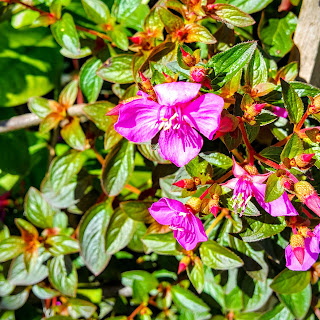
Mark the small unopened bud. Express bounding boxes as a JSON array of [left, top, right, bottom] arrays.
[[180, 47, 196, 67], [281, 177, 295, 191], [139, 72, 152, 90], [208, 198, 219, 217], [295, 153, 315, 169], [173, 179, 195, 190], [290, 234, 305, 265], [298, 226, 314, 238], [186, 197, 202, 213], [162, 72, 175, 83], [190, 66, 212, 90], [129, 36, 144, 45], [243, 103, 267, 124], [243, 165, 258, 176], [294, 181, 316, 202], [178, 256, 191, 274], [289, 158, 296, 167]]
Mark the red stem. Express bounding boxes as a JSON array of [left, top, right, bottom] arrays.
[[295, 110, 309, 132], [238, 119, 255, 165]]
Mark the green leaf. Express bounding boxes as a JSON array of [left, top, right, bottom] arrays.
[[81, 0, 110, 24], [11, 10, 40, 29], [32, 284, 59, 300], [281, 133, 304, 160], [122, 270, 158, 295], [200, 152, 233, 180], [185, 24, 216, 44], [207, 41, 257, 88], [0, 131, 31, 175], [46, 235, 79, 256], [185, 156, 213, 184], [59, 79, 78, 108], [144, 7, 164, 39], [212, 4, 255, 27], [48, 150, 85, 192], [108, 25, 129, 51], [138, 144, 171, 164], [200, 240, 243, 270], [112, 0, 141, 22], [229, 0, 273, 14], [97, 54, 134, 84], [0, 311, 15, 320], [245, 48, 267, 88], [171, 285, 209, 313], [0, 273, 14, 297], [51, 13, 80, 55], [279, 284, 312, 320], [0, 289, 29, 311], [79, 57, 103, 103], [260, 303, 294, 320], [158, 7, 184, 34], [142, 232, 180, 255], [280, 79, 304, 124], [8, 250, 50, 286], [68, 298, 97, 319], [260, 146, 282, 163], [79, 201, 113, 276], [255, 109, 278, 126], [83, 101, 116, 132], [28, 97, 54, 119], [239, 214, 286, 242], [48, 255, 78, 297], [105, 208, 137, 255], [259, 12, 297, 58], [270, 269, 310, 294], [61, 117, 86, 151], [0, 237, 25, 263], [265, 173, 285, 203], [120, 201, 153, 223], [25, 187, 55, 229], [101, 139, 135, 196], [0, 22, 63, 107], [187, 258, 204, 294]]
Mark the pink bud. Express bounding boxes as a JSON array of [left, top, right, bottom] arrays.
[[253, 103, 267, 113], [210, 205, 219, 218], [173, 179, 195, 189], [293, 247, 305, 265], [129, 36, 143, 45], [178, 256, 191, 274], [301, 153, 315, 163], [273, 106, 288, 118], [180, 47, 190, 58], [305, 193, 320, 217]]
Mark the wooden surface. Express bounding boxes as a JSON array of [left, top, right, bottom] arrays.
[[290, 0, 320, 87]]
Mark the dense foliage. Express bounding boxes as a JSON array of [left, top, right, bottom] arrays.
[[0, 0, 320, 319]]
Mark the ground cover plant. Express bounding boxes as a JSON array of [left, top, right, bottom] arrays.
[[0, 0, 319, 319]]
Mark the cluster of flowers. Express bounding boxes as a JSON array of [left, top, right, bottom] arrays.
[[108, 80, 320, 272]]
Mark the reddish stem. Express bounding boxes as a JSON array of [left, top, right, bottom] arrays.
[[295, 110, 309, 132], [75, 25, 111, 41], [127, 302, 147, 320], [302, 207, 314, 219], [238, 118, 255, 165]]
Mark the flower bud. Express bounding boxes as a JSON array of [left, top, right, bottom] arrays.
[[180, 47, 197, 67], [162, 72, 176, 83], [295, 153, 315, 169], [290, 234, 305, 265], [208, 183, 222, 196], [129, 36, 144, 46], [305, 128, 320, 143], [208, 198, 219, 217], [189, 66, 212, 90], [178, 255, 191, 274], [139, 72, 153, 91], [173, 179, 195, 190], [281, 177, 295, 191], [186, 197, 202, 213], [294, 181, 320, 217]]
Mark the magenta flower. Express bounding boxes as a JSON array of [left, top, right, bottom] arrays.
[[148, 197, 207, 250], [272, 106, 288, 118], [285, 225, 320, 271], [113, 82, 224, 167], [222, 158, 299, 217]]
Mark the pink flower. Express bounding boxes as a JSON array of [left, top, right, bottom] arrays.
[[272, 106, 288, 118], [294, 181, 320, 217], [285, 225, 320, 271], [148, 197, 207, 250], [113, 82, 224, 167], [222, 158, 299, 217]]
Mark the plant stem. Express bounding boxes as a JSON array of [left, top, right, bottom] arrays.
[[205, 210, 228, 236], [273, 134, 292, 147], [254, 154, 282, 170], [238, 119, 255, 165], [75, 25, 111, 41], [295, 110, 309, 132], [127, 302, 147, 320]]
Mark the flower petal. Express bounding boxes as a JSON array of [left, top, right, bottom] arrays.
[[252, 183, 299, 217], [175, 214, 207, 250], [251, 172, 272, 184], [232, 157, 247, 178], [285, 236, 320, 271], [114, 99, 160, 143], [158, 124, 203, 167], [183, 93, 224, 140], [154, 82, 201, 106], [148, 198, 176, 225], [221, 178, 239, 190]]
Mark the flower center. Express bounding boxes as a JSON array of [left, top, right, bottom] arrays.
[[169, 211, 190, 232], [231, 177, 253, 215], [154, 106, 184, 131]]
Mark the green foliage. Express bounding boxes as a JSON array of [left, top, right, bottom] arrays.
[[0, 0, 319, 319]]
